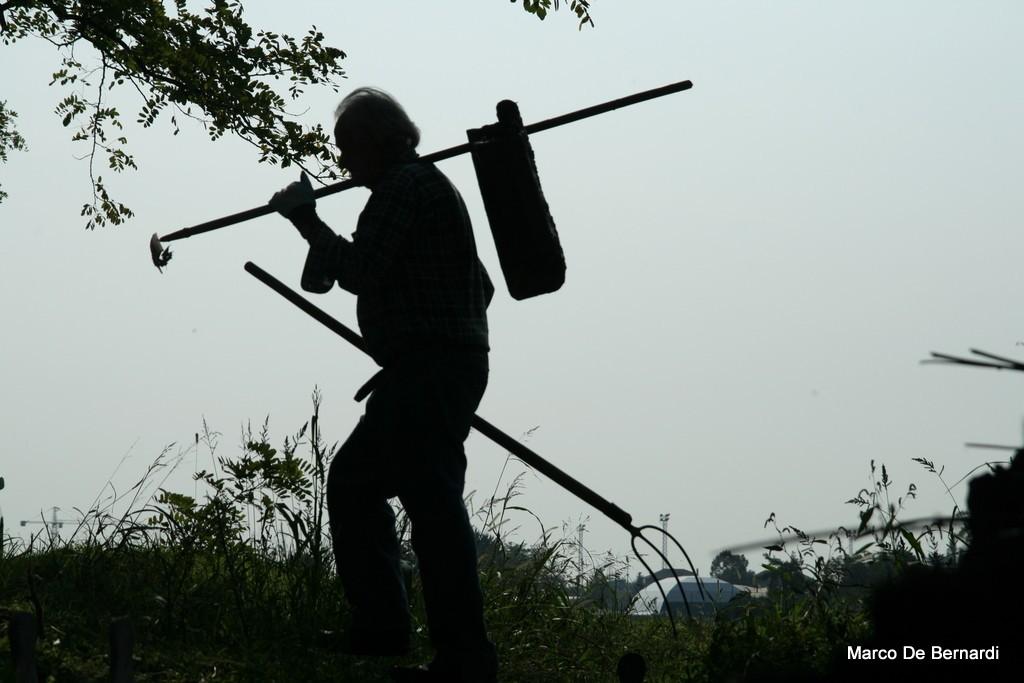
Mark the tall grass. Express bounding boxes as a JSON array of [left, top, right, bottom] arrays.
[[0, 392, 973, 682]]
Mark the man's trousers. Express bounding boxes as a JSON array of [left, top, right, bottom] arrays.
[[326, 348, 497, 676]]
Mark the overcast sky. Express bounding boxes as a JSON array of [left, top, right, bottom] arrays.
[[3, 1, 1024, 577]]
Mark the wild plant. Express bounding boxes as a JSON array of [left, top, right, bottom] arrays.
[[141, 389, 340, 651], [10, 400, 985, 681]]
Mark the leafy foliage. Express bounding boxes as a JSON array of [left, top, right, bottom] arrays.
[[0, 1, 595, 228], [710, 549, 754, 586], [11, 402, 993, 680], [754, 457, 972, 613], [1, 0, 347, 227], [515, 0, 594, 28], [0, 394, 868, 682], [0, 100, 27, 203]]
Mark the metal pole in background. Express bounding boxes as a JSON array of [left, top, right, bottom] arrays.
[[20, 506, 75, 539], [659, 513, 670, 570]]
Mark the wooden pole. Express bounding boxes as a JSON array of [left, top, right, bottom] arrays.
[[244, 261, 635, 532], [158, 79, 692, 244]]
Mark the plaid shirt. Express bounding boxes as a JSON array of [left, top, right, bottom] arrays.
[[296, 159, 494, 367]]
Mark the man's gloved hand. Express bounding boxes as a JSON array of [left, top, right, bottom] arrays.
[[269, 171, 316, 218]]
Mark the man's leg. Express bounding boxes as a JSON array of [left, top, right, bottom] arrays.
[[396, 352, 497, 680], [401, 479, 497, 679], [326, 420, 411, 650]]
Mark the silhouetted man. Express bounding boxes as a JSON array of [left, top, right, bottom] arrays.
[[270, 87, 497, 683]]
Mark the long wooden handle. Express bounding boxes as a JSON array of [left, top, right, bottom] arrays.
[[244, 261, 635, 532], [161, 79, 692, 244]]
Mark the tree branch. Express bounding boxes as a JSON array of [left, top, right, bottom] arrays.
[[0, 0, 30, 31], [88, 55, 106, 205]]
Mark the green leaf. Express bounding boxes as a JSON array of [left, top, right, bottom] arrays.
[[857, 506, 875, 535], [852, 541, 875, 556], [899, 527, 925, 561]]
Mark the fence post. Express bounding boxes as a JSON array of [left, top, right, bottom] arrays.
[[109, 616, 134, 683], [9, 611, 38, 683]]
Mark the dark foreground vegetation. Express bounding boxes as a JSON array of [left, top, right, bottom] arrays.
[[2, 393, 1020, 681]]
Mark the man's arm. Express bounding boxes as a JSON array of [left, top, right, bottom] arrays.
[[272, 167, 418, 295], [269, 172, 342, 294], [286, 205, 347, 294], [330, 168, 418, 294]]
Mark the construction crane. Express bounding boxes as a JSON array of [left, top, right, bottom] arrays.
[[20, 506, 77, 538]]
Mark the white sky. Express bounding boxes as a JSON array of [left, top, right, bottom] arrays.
[[3, 1, 1024, 576]]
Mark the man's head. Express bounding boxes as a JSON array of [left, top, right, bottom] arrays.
[[334, 88, 420, 187]]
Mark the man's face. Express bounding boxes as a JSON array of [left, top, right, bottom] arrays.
[[334, 120, 385, 187]]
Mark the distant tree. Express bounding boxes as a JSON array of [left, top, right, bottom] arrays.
[[827, 549, 924, 591], [473, 528, 536, 569], [710, 550, 755, 586], [579, 566, 635, 611], [757, 555, 810, 599], [0, 1, 593, 227]]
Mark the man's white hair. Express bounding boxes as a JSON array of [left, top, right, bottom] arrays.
[[334, 87, 421, 160]]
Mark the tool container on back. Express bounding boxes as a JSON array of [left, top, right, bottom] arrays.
[[467, 100, 566, 300]]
